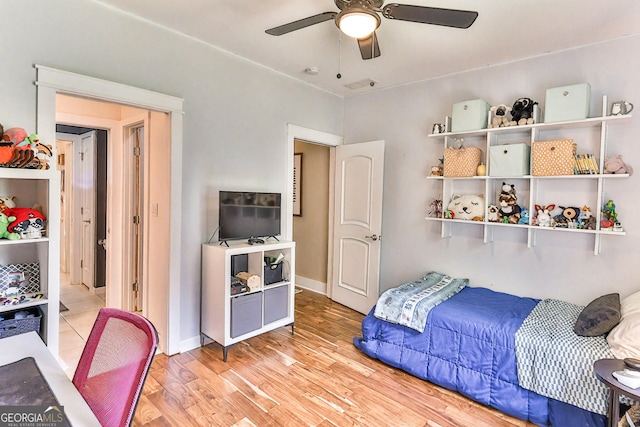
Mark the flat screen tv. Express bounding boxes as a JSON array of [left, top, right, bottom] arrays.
[[219, 191, 281, 242]]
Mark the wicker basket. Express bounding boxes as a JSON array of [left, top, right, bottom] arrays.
[[0, 307, 42, 339]]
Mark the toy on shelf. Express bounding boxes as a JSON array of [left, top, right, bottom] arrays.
[[0, 212, 20, 240], [534, 204, 556, 227], [4, 207, 46, 239], [0, 125, 52, 169], [497, 182, 521, 224], [511, 97, 538, 125], [428, 198, 443, 218], [447, 194, 484, 221], [601, 200, 623, 231], [487, 104, 515, 128], [578, 205, 596, 230], [518, 208, 530, 225], [487, 205, 500, 222], [553, 206, 581, 229], [603, 155, 633, 176]]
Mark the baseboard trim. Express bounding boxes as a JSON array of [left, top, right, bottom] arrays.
[[295, 276, 326, 295]]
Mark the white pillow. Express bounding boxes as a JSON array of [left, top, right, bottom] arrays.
[[607, 291, 640, 359]]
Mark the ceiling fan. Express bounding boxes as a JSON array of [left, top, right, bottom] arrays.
[[265, 0, 478, 60]]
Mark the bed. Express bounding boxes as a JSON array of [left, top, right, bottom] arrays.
[[352, 273, 628, 427]]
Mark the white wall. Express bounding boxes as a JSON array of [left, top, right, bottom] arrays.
[[0, 0, 343, 349], [344, 35, 640, 305]]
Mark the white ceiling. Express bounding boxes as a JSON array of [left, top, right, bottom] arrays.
[[94, 0, 640, 97]]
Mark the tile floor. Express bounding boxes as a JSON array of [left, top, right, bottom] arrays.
[[58, 274, 105, 378]]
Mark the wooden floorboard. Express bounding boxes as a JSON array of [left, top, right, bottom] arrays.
[[132, 290, 537, 427]]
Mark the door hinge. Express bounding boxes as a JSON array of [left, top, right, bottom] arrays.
[[133, 215, 140, 224], [132, 281, 139, 292], [80, 259, 83, 268], [80, 152, 84, 161], [133, 146, 141, 156], [80, 207, 83, 215]]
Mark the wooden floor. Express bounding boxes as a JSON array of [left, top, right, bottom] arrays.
[[133, 290, 537, 427]]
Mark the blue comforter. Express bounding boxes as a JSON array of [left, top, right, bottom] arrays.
[[354, 286, 607, 427]]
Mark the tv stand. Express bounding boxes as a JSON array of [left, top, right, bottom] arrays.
[[201, 240, 296, 361]]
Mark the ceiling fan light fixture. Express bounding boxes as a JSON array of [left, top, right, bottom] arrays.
[[336, 8, 380, 39]]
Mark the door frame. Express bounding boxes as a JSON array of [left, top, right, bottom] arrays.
[[286, 125, 342, 297], [36, 65, 183, 355]]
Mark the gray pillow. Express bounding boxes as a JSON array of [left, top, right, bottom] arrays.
[[574, 293, 621, 337]]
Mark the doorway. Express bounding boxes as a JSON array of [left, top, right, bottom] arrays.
[[292, 140, 331, 294], [37, 65, 183, 355]]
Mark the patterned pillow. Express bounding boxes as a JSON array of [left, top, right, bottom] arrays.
[[573, 293, 620, 337]]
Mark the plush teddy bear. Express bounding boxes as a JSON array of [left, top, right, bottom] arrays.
[[511, 98, 538, 125], [604, 155, 633, 176], [447, 194, 485, 221], [488, 104, 515, 128]]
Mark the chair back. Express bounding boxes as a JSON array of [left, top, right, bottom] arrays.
[[73, 308, 158, 427]]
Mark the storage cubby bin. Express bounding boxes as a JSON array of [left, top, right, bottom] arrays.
[[264, 286, 288, 324], [230, 293, 262, 338], [0, 306, 42, 339]]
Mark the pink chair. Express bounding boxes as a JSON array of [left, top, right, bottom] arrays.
[[73, 308, 158, 427]]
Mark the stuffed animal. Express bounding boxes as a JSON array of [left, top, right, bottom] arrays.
[[487, 205, 500, 222], [553, 206, 581, 228], [578, 205, 596, 230], [2, 127, 27, 145], [4, 207, 46, 239], [604, 155, 633, 176], [534, 204, 556, 227], [501, 182, 516, 196], [0, 196, 16, 212], [0, 212, 19, 240], [488, 104, 515, 128], [498, 192, 521, 223], [511, 98, 538, 125], [447, 194, 485, 221], [518, 208, 530, 225]]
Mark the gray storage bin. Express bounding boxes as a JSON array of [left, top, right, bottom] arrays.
[[0, 307, 42, 339], [264, 286, 288, 325], [230, 293, 262, 338]]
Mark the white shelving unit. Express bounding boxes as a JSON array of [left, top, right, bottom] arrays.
[[201, 240, 295, 361], [427, 96, 631, 254], [0, 165, 59, 350]]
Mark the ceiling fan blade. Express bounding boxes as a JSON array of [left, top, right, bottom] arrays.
[[357, 32, 381, 60], [266, 12, 336, 36], [382, 4, 478, 29]]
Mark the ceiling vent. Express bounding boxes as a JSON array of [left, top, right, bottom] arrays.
[[345, 78, 378, 90]]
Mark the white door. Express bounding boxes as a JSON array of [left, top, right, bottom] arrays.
[[80, 131, 96, 289], [331, 140, 385, 314]]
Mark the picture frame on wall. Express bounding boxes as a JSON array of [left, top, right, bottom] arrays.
[[293, 153, 302, 216]]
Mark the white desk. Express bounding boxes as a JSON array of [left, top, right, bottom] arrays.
[[0, 331, 100, 426]]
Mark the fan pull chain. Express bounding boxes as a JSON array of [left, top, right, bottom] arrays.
[[336, 33, 342, 79]]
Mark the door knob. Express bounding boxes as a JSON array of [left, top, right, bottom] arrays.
[[365, 234, 380, 241]]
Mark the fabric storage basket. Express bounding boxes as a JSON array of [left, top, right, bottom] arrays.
[[489, 143, 531, 177], [451, 99, 490, 132], [443, 147, 482, 177], [544, 83, 591, 123], [0, 307, 42, 339], [531, 139, 576, 176]]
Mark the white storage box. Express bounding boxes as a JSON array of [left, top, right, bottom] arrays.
[[451, 99, 490, 132], [544, 83, 591, 123], [489, 143, 531, 176]]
